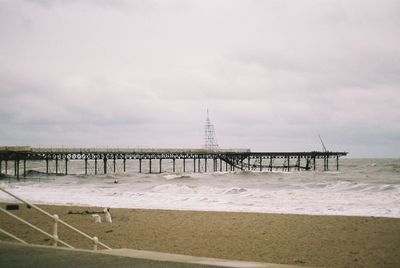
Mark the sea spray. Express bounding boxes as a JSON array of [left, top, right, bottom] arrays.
[[1, 158, 399, 218]]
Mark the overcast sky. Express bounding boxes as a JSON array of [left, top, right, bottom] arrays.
[[1, 0, 399, 157]]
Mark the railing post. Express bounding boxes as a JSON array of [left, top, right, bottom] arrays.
[[53, 214, 59, 247], [93, 236, 98, 250]]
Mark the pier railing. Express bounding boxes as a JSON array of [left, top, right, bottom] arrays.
[[0, 188, 111, 251]]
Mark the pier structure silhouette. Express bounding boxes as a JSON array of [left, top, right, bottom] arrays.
[[0, 146, 347, 179]]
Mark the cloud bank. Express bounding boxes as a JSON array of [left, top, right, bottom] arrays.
[[1, 0, 399, 157]]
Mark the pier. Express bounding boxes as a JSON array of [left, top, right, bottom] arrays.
[[0, 147, 347, 179]]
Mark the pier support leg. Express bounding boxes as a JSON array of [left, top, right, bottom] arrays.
[[240, 159, 243, 170], [287, 157, 290, 172], [248, 157, 250, 171], [113, 156, 116, 173], [85, 158, 88, 175], [15, 160, 19, 180], [149, 159, 152, 174], [205, 158, 207, 172], [198, 158, 201, 173], [65, 158, 68, 175], [123, 158, 126, 172], [23, 159, 26, 178], [95, 158, 98, 175], [103, 157, 107, 174], [297, 156, 300, 171], [193, 158, 196, 173], [220, 159, 222, 172], [5, 160, 7, 175], [327, 157, 329, 171], [336, 155, 339, 171], [46, 159, 49, 174], [270, 157, 273, 171], [183, 158, 186, 173], [225, 161, 228, 172], [259, 157, 262, 172], [56, 158, 58, 175], [173, 158, 176, 173], [139, 159, 142, 173], [313, 157, 316, 171], [159, 159, 162, 174]]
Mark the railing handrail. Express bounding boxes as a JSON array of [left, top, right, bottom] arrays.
[[0, 227, 28, 244], [0, 187, 111, 250], [0, 207, 73, 248]]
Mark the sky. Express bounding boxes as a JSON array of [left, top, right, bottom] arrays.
[[0, 0, 399, 157]]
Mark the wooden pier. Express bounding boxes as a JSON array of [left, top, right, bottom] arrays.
[[0, 147, 347, 179]]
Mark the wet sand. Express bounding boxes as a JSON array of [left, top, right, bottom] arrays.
[[1, 203, 399, 267]]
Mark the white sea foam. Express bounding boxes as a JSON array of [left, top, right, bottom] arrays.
[[0, 159, 399, 218]]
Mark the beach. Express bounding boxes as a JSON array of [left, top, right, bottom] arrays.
[[1, 203, 399, 268]]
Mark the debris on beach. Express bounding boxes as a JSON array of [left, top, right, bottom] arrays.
[[6, 204, 19, 210], [68, 210, 103, 215], [92, 214, 101, 223], [104, 208, 112, 223]]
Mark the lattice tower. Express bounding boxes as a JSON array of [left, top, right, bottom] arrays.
[[204, 109, 219, 151]]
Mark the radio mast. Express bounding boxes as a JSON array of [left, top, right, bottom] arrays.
[[204, 109, 219, 151]]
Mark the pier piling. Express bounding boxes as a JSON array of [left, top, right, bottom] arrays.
[[65, 158, 68, 175]]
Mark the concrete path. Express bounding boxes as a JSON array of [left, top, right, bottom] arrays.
[[0, 241, 304, 268]]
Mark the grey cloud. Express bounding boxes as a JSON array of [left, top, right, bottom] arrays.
[[1, 0, 399, 157]]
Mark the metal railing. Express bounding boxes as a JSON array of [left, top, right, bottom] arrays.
[[0, 188, 111, 250]]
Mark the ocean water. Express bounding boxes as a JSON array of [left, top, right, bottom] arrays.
[[1, 158, 399, 218]]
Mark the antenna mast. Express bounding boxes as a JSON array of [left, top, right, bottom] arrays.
[[318, 134, 327, 152], [204, 109, 219, 151]]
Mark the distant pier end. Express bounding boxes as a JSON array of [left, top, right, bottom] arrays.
[[0, 146, 347, 179]]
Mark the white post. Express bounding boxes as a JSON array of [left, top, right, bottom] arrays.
[[53, 214, 59, 247], [93, 236, 98, 250]]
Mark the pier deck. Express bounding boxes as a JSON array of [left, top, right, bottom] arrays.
[[0, 147, 347, 179]]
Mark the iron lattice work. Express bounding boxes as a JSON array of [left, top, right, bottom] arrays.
[[204, 110, 219, 151]]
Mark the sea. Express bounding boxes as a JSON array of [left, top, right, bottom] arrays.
[[1, 158, 399, 218]]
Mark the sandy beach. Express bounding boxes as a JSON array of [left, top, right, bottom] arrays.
[[1, 203, 399, 268]]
